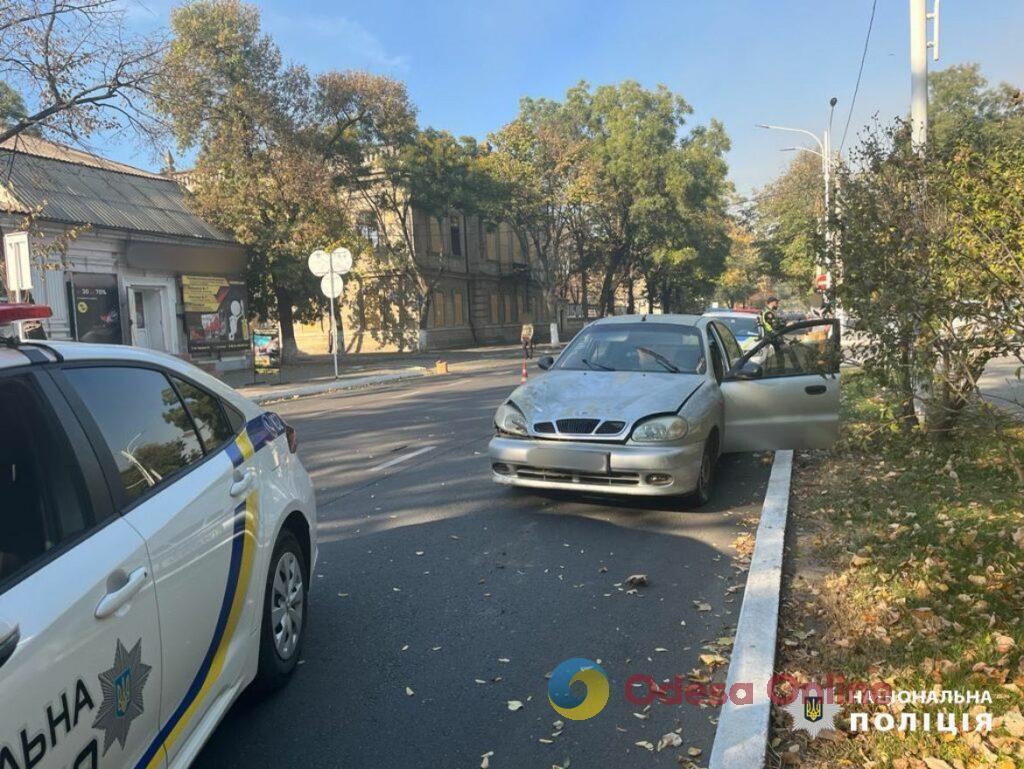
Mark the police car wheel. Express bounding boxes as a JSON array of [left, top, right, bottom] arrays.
[[253, 529, 307, 695]]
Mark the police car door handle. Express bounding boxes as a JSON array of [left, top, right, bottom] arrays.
[[0, 621, 19, 668], [95, 567, 149, 620], [230, 468, 257, 498]]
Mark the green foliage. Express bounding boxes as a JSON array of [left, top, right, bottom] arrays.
[[835, 111, 1024, 434], [0, 82, 31, 132], [751, 150, 824, 289], [156, 0, 353, 355]]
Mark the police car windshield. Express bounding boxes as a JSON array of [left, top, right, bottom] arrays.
[[716, 315, 759, 338], [555, 323, 705, 374]]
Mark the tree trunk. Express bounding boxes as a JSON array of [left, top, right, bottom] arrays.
[[626, 277, 635, 314], [273, 277, 299, 364], [580, 266, 589, 321]]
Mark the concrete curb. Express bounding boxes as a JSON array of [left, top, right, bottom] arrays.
[[709, 449, 794, 769], [248, 368, 429, 405]]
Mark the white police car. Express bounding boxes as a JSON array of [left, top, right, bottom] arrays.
[[0, 305, 317, 769]]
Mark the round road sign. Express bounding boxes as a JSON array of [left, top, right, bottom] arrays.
[[320, 273, 344, 298], [308, 249, 330, 277]]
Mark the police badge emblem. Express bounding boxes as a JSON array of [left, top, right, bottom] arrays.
[[93, 639, 152, 754], [783, 687, 842, 740]]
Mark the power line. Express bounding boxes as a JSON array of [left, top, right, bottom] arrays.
[[839, 0, 878, 153]]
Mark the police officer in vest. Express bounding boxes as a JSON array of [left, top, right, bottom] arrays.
[[759, 296, 780, 337]]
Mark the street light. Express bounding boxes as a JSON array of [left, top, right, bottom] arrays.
[[756, 97, 839, 299]]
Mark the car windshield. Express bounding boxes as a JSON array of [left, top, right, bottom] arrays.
[[555, 323, 705, 374], [716, 315, 759, 338]]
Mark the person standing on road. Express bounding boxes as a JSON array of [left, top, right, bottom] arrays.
[[759, 296, 780, 336], [521, 321, 535, 359]]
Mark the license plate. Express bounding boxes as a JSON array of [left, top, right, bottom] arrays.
[[527, 447, 609, 474]]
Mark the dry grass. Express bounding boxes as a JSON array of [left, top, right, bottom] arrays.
[[769, 371, 1024, 769]]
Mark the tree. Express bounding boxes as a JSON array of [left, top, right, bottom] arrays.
[[0, 82, 30, 131], [564, 81, 731, 315], [716, 221, 762, 307], [0, 0, 163, 144], [316, 69, 496, 343], [751, 151, 824, 290], [486, 96, 582, 330], [835, 117, 1024, 435], [156, 0, 351, 360]]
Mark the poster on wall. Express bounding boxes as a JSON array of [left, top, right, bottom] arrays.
[[181, 275, 248, 354], [67, 273, 123, 344]]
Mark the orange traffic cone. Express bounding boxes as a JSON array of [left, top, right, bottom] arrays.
[[521, 358, 528, 384]]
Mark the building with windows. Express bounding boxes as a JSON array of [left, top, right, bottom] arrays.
[[0, 137, 249, 371], [297, 205, 554, 354]]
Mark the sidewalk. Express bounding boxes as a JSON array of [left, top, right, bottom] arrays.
[[979, 355, 1023, 418], [221, 342, 561, 404]]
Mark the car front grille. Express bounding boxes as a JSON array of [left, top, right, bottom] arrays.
[[555, 418, 600, 434], [512, 465, 641, 486], [534, 421, 556, 433], [594, 420, 626, 434]]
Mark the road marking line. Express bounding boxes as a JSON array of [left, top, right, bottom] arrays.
[[371, 445, 436, 472], [709, 449, 793, 769]]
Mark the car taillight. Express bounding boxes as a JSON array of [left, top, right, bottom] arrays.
[[285, 423, 298, 453]]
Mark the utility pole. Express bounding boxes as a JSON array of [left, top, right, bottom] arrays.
[[910, 0, 940, 152]]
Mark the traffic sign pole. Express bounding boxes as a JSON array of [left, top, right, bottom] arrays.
[[309, 246, 352, 381], [329, 272, 338, 379]]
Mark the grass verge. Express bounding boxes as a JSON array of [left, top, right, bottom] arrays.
[[770, 370, 1024, 769]]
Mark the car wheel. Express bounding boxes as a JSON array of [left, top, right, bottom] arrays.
[[252, 529, 307, 696], [687, 434, 719, 508]]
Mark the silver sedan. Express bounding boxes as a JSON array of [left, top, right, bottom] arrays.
[[488, 314, 840, 505]]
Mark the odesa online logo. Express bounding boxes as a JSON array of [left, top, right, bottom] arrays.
[[548, 658, 610, 720]]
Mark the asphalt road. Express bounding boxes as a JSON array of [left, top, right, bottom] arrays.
[[194, 351, 771, 769]]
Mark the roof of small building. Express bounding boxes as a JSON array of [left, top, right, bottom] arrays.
[[0, 136, 235, 244]]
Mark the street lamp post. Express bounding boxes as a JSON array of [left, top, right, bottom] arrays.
[[757, 97, 839, 304]]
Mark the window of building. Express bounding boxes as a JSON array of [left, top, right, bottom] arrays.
[[489, 293, 499, 324], [64, 367, 206, 505], [428, 216, 443, 256], [498, 224, 510, 267], [453, 290, 465, 325], [432, 290, 446, 327], [358, 211, 380, 248], [171, 377, 235, 451], [450, 214, 462, 257], [484, 224, 499, 262], [0, 376, 94, 586], [504, 293, 515, 324]]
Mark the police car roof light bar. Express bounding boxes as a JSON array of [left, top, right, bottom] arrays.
[[0, 303, 53, 324], [0, 304, 53, 348]]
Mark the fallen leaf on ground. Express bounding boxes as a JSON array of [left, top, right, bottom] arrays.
[[625, 574, 649, 588], [507, 700, 524, 711], [656, 732, 682, 751]]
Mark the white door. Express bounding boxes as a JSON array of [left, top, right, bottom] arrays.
[[0, 370, 164, 769], [721, 319, 841, 451], [129, 288, 167, 352], [57, 364, 264, 767]]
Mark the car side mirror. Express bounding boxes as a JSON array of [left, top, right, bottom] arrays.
[[537, 355, 554, 371], [731, 361, 763, 380]]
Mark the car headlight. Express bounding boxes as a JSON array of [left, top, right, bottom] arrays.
[[630, 415, 688, 443], [494, 403, 529, 436]]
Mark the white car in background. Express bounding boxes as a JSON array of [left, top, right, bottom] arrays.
[[0, 305, 316, 769]]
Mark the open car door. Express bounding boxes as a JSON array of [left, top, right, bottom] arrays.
[[721, 319, 840, 451]]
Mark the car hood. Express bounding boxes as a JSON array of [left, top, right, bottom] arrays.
[[509, 370, 705, 427]]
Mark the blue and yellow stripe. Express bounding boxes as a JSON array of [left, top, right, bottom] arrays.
[[134, 414, 285, 768]]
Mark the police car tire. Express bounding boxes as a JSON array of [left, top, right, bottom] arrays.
[[252, 529, 307, 696]]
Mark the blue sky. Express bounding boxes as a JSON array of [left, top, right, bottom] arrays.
[[119, 0, 1024, 195]]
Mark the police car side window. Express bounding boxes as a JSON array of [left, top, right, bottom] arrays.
[[171, 377, 235, 451], [0, 376, 93, 586], [64, 367, 205, 505]]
